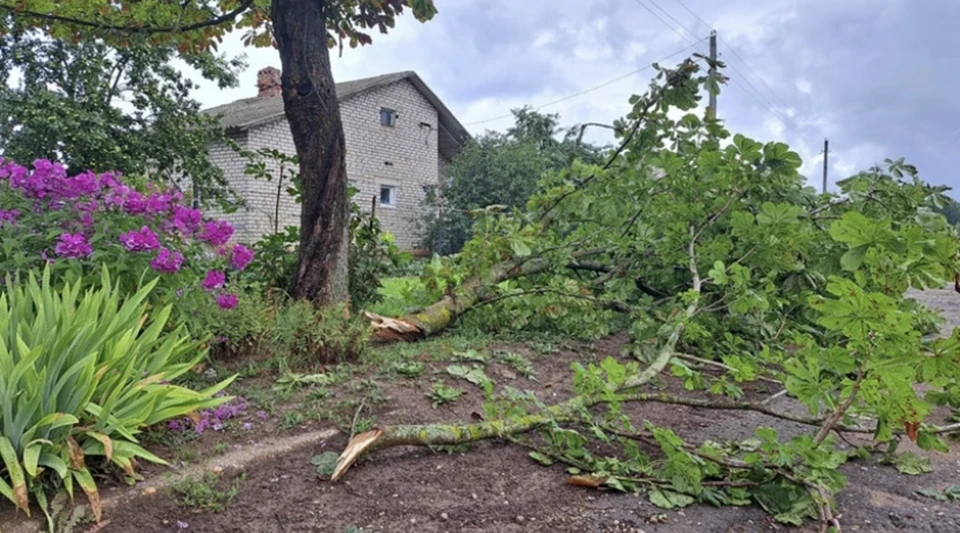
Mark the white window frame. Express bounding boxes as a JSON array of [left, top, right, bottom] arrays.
[[379, 184, 397, 208]]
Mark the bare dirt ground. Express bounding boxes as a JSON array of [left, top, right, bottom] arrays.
[[5, 290, 960, 533]]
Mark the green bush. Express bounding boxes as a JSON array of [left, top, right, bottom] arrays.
[[0, 265, 235, 522], [270, 300, 372, 366], [188, 289, 275, 360]]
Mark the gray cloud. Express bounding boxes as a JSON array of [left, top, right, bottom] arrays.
[[187, 0, 960, 196]]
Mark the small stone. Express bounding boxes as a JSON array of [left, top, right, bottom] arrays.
[[142, 487, 157, 495], [441, 513, 449, 520], [410, 518, 417, 524], [516, 516, 525, 522], [471, 492, 478, 500], [392, 493, 399, 498]]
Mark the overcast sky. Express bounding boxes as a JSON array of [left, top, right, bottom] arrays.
[[188, 0, 960, 197]]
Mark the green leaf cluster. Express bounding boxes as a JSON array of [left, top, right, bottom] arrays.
[[0, 265, 235, 522]]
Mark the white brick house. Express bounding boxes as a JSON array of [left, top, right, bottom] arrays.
[[200, 68, 470, 251]]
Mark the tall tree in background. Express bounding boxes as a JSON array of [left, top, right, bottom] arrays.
[[423, 107, 605, 255], [0, 0, 438, 305], [0, 28, 245, 204]]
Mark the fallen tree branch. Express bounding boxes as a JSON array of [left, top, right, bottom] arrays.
[[364, 247, 611, 342], [335, 227, 706, 480]]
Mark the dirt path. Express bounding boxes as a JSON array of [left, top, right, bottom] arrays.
[[5, 290, 960, 533]]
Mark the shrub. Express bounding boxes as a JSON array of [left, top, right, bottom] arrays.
[[189, 290, 275, 360], [270, 300, 372, 366], [0, 266, 235, 522], [0, 158, 255, 331]]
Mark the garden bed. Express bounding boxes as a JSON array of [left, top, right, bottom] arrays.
[[3, 290, 960, 533]]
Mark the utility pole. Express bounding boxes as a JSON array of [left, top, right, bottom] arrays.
[[821, 138, 829, 194], [707, 30, 717, 121]]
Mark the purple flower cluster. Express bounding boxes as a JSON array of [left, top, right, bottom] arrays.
[[201, 270, 226, 291], [216, 293, 239, 310], [119, 226, 161, 252], [200, 220, 234, 247], [55, 233, 93, 259], [230, 244, 254, 271], [150, 248, 184, 273], [0, 159, 257, 309], [167, 396, 252, 435], [0, 209, 19, 226]]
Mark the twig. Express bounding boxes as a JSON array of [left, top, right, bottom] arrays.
[[538, 60, 698, 224], [673, 352, 783, 386], [0, 0, 255, 35], [349, 398, 368, 441], [761, 389, 789, 405], [814, 367, 865, 446]]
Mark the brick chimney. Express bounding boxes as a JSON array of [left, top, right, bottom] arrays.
[[257, 67, 281, 98]]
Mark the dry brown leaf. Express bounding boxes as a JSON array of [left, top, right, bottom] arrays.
[[905, 421, 920, 442], [67, 437, 85, 469]]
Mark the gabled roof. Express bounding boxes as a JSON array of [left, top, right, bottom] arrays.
[[202, 70, 470, 161]]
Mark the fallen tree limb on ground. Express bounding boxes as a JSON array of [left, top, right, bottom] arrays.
[[340, 57, 960, 533]]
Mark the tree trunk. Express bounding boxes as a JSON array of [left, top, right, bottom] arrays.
[[273, 0, 350, 305]]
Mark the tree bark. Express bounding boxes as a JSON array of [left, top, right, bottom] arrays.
[[273, 0, 350, 305], [363, 248, 612, 343]]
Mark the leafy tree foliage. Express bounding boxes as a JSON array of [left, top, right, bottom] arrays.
[[932, 196, 960, 226], [423, 108, 605, 255], [0, 27, 246, 204]]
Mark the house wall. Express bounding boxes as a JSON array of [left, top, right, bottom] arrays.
[[203, 130, 250, 236], [208, 79, 441, 250]]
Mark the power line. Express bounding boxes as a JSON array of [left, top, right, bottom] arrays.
[[631, 0, 700, 48], [463, 38, 707, 127], [671, 0, 712, 30], [726, 76, 805, 137], [646, 0, 700, 42], [667, 0, 812, 136], [718, 37, 793, 111], [720, 51, 805, 133], [669, 0, 796, 117]]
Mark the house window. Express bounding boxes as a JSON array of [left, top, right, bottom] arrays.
[[380, 108, 396, 127], [379, 185, 397, 207]]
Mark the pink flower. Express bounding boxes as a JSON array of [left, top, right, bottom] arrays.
[[119, 226, 161, 252], [216, 293, 238, 310], [201, 270, 226, 291], [122, 191, 147, 215], [230, 244, 254, 270], [199, 220, 234, 247], [150, 248, 184, 273], [146, 193, 175, 214], [54, 233, 93, 259], [171, 206, 202, 234]]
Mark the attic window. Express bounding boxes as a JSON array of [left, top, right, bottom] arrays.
[[380, 108, 396, 127]]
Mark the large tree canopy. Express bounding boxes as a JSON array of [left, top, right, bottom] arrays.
[[0, 0, 439, 305], [0, 28, 246, 204]]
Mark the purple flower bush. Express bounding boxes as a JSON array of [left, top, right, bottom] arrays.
[[0, 159, 254, 319]]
